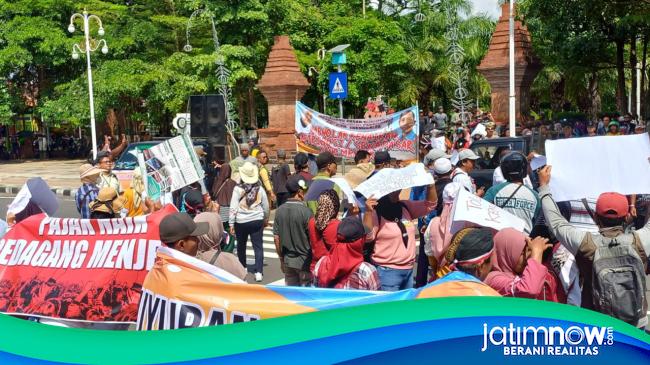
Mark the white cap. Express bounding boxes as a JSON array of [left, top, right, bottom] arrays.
[[433, 158, 452, 175], [458, 149, 479, 161]]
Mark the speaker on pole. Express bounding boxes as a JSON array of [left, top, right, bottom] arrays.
[[189, 94, 227, 164]]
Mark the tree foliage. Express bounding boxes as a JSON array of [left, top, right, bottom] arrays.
[[0, 0, 495, 133]]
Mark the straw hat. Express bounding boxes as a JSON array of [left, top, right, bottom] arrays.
[[239, 162, 259, 184], [89, 187, 124, 214], [79, 164, 104, 179]]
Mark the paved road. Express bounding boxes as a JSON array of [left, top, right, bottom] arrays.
[[0, 194, 285, 285]]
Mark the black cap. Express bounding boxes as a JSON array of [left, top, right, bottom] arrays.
[[294, 152, 309, 168], [184, 190, 204, 209], [316, 151, 336, 170], [286, 174, 309, 194], [336, 216, 370, 242], [374, 151, 391, 165], [159, 213, 209, 244], [95, 150, 111, 163]]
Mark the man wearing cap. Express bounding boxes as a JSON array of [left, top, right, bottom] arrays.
[[95, 150, 121, 194], [305, 151, 342, 214], [159, 212, 209, 257], [452, 149, 483, 196], [273, 175, 313, 286], [538, 166, 649, 329], [75, 163, 104, 219], [484, 152, 540, 234]]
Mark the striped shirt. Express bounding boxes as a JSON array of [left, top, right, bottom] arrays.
[[75, 183, 99, 219]]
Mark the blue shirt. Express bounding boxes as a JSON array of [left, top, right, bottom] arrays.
[[75, 183, 99, 219]]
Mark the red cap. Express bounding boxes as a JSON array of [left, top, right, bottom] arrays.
[[596, 192, 629, 218]]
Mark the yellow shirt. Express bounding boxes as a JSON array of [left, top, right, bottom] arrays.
[[122, 188, 144, 217], [259, 165, 273, 194]]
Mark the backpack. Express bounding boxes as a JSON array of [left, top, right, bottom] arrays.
[[590, 233, 647, 325]]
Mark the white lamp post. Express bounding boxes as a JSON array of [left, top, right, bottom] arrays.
[[509, 0, 516, 137], [68, 10, 108, 161]]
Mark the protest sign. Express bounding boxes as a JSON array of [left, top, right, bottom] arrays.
[[330, 178, 358, 206], [354, 163, 434, 199], [143, 134, 204, 194], [546, 134, 650, 201], [295, 102, 419, 159], [434, 136, 447, 152], [0, 205, 175, 323], [136, 247, 497, 330], [450, 188, 526, 234]]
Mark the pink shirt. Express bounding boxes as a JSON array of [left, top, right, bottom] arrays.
[[367, 200, 430, 269]]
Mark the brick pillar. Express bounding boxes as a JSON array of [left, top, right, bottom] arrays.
[[256, 36, 310, 156]]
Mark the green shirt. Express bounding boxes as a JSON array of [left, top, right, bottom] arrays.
[[273, 199, 313, 270]]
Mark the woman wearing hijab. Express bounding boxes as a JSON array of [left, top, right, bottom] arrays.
[[229, 161, 269, 282], [308, 190, 341, 272], [485, 228, 563, 301], [313, 216, 380, 290], [194, 213, 247, 280], [424, 183, 463, 279], [363, 186, 436, 291], [212, 163, 237, 223]]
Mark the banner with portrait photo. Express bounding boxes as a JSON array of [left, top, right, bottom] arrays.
[[295, 102, 419, 159]]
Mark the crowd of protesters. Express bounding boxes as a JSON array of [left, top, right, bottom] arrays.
[[2, 112, 649, 333]]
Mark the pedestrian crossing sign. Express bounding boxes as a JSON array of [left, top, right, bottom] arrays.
[[328, 72, 348, 99]]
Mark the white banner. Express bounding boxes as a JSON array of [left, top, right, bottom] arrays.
[[331, 177, 358, 207], [354, 163, 434, 199], [450, 188, 526, 234], [545, 134, 650, 201]]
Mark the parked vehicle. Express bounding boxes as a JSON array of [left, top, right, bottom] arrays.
[[468, 136, 532, 190]]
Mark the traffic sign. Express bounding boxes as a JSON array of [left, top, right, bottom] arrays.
[[328, 72, 348, 99]]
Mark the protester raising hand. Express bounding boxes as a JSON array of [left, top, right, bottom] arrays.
[[538, 165, 552, 187], [525, 236, 553, 264]]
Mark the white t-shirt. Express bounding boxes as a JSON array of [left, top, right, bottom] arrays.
[[452, 169, 475, 194]]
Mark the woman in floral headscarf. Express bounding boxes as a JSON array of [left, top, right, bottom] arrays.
[[308, 189, 340, 272]]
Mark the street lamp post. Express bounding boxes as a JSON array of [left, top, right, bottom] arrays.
[[68, 10, 108, 161], [508, 0, 516, 137]]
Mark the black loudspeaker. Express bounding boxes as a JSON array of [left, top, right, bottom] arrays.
[[189, 94, 226, 145]]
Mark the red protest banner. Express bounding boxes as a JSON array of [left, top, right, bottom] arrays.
[[0, 205, 175, 323]]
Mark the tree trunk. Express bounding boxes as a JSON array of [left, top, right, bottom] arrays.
[[630, 33, 638, 117], [247, 87, 257, 129], [550, 76, 566, 112], [237, 93, 246, 129], [587, 72, 601, 121], [615, 38, 627, 113]]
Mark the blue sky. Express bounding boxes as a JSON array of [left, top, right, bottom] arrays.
[[470, 0, 501, 19]]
